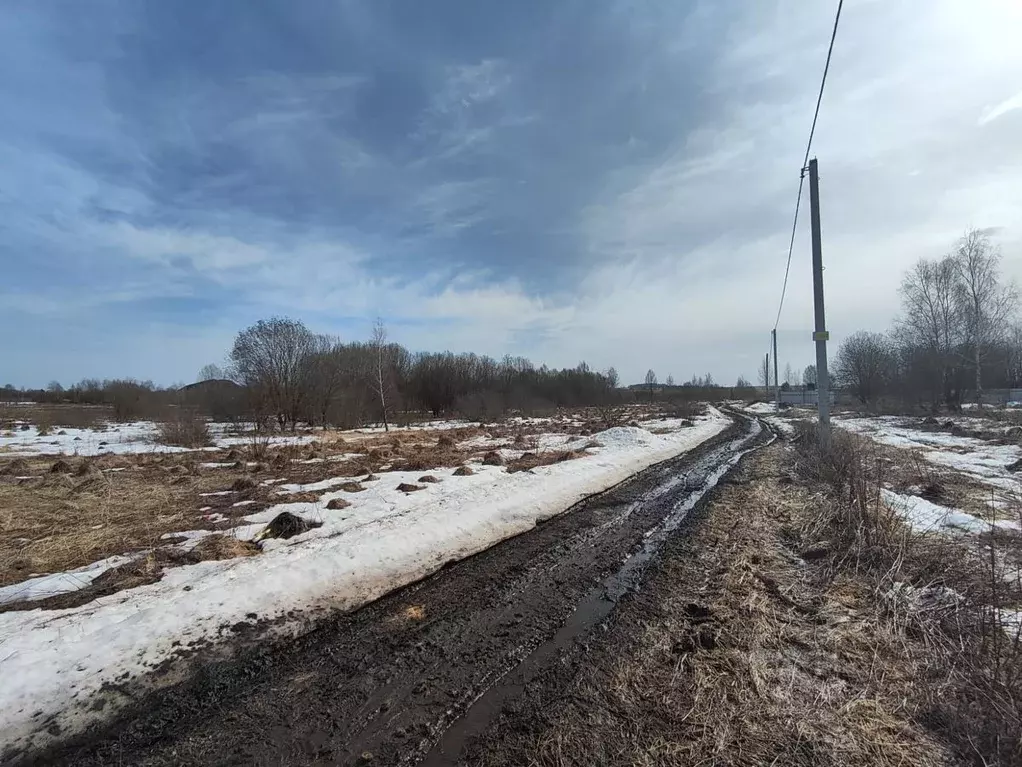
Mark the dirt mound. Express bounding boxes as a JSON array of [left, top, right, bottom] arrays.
[[225, 449, 241, 461], [482, 451, 504, 466], [326, 498, 351, 510], [397, 483, 425, 493], [0, 458, 30, 476], [74, 460, 98, 477], [255, 512, 322, 541], [452, 465, 474, 476], [192, 535, 260, 561], [364, 473, 379, 482], [418, 475, 440, 483], [49, 460, 73, 474], [507, 450, 582, 474], [338, 481, 365, 493], [232, 476, 257, 491], [282, 490, 321, 503]]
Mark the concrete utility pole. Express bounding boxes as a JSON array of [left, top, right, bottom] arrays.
[[772, 328, 780, 408], [808, 158, 831, 439]]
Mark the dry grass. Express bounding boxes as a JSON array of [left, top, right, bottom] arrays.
[[156, 411, 212, 448], [0, 451, 285, 590], [506, 449, 583, 474], [481, 447, 953, 766], [791, 425, 1022, 765]]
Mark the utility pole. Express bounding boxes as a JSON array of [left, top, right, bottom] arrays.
[[808, 158, 830, 439], [764, 352, 770, 397], [772, 328, 780, 409]]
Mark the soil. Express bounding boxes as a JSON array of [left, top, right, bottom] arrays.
[[16, 414, 770, 767]]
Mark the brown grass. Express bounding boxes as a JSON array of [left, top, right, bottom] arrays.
[[0, 451, 290, 590], [192, 534, 260, 561], [479, 447, 953, 766], [506, 450, 582, 474], [156, 411, 212, 448]]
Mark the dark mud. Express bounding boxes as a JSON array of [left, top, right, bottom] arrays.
[[19, 414, 767, 767]]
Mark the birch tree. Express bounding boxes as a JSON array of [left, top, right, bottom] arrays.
[[370, 319, 391, 432], [952, 229, 1017, 401]]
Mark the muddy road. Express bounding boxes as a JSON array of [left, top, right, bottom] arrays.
[[27, 413, 769, 767]]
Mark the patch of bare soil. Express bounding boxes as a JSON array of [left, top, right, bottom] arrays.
[[469, 444, 962, 766]]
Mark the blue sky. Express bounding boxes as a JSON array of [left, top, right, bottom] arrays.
[[3, 0, 1022, 387]]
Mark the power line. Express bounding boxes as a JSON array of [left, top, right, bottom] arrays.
[[772, 0, 845, 331]]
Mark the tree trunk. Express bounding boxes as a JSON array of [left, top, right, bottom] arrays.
[[975, 343, 983, 407]]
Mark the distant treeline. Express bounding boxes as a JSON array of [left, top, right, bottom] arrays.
[[3, 319, 743, 429]]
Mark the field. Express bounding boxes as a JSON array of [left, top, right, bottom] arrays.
[[0, 400, 726, 758], [7, 400, 1022, 765]]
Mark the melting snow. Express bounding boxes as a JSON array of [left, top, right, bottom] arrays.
[[0, 408, 731, 752], [0, 556, 134, 606], [881, 489, 1020, 534]]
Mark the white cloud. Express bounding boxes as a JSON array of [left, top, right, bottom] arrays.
[[979, 90, 1022, 126]]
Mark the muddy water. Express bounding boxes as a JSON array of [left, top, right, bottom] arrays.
[[29, 414, 770, 767]]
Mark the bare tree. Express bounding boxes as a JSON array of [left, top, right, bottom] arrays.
[[606, 367, 619, 389], [665, 374, 675, 387], [370, 319, 391, 432], [736, 375, 752, 388], [759, 355, 771, 389], [783, 363, 795, 387], [834, 331, 897, 405], [803, 364, 817, 389], [952, 229, 1018, 401], [896, 255, 964, 407], [230, 317, 316, 430], [644, 369, 657, 403], [703, 372, 715, 387], [198, 363, 224, 382]]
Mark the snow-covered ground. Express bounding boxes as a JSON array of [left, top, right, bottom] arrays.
[[834, 416, 1022, 492], [0, 408, 730, 753], [0, 422, 315, 456], [881, 489, 1020, 534]]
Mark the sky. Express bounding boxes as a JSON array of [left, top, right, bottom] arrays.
[[2, 0, 1022, 388]]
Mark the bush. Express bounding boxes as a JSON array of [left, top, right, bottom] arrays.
[[156, 411, 212, 448]]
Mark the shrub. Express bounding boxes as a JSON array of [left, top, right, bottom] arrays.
[[156, 411, 212, 448]]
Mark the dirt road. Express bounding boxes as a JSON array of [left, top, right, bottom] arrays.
[[25, 413, 768, 767]]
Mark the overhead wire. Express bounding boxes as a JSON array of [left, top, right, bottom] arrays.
[[772, 0, 845, 331]]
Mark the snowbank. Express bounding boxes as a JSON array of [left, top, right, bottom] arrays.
[[0, 410, 731, 753]]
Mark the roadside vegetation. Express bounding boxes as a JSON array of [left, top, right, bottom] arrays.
[[474, 421, 1022, 766]]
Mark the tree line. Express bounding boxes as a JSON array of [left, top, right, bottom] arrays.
[[833, 229, 1020, 409], [211, 317, 624, 429]]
